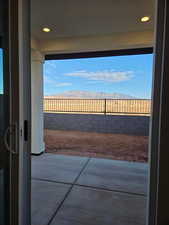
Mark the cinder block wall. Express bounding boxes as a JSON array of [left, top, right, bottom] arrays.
[[44, 113, 150, 136]]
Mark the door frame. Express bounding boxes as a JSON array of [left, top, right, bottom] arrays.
[[148, 0, 169, 224], [5, 0, 169, 224], [6, 0, 31, 224], [18, 0, 31, 224]]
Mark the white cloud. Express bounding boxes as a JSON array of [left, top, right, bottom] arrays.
[[44, 75, 54, 84], [55, 82, 72, 87], [65, 70, 134, 83], [44, 75, 72, 87]]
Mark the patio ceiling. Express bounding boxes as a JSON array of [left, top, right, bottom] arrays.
[[31, 0, 155, 54]]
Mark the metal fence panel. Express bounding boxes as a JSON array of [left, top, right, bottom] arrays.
[[44, 98, 151, 115]]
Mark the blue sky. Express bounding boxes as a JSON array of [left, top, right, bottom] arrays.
[[0, 49, 3, 94], [0, 52, 153, 98], [44, 53, 153, 98]]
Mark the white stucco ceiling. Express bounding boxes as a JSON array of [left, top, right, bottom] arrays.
[[31, 0, 155, 41]]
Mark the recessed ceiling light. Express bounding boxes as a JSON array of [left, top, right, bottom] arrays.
[[42, 27, 51, 32], [141, 16, 150, 22]]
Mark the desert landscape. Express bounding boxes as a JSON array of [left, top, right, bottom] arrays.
[[44, 91, 150, 162], [44, 91, 151, 115]]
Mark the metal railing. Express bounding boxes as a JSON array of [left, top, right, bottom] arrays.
[[44, 98, 151, 115]]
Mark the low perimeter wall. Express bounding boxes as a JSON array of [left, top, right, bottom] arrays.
[[44, 113, 150, 136]]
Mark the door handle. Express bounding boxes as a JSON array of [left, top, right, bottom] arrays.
[[4, 123, 18, 154]]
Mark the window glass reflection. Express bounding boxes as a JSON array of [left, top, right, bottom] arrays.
[[0, 49, 3, 94]]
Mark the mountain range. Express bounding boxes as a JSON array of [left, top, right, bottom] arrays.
[[45, 90, 135, 99]]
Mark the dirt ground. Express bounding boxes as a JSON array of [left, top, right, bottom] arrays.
[[44, 129, 149, 162]]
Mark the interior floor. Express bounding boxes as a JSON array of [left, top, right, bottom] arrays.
[[32, 153, 148, 225]]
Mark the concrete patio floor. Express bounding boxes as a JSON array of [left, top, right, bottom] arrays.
[[32, 153, 148, 225]]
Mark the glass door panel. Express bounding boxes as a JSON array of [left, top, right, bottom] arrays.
[[0, 45, 10, 225], [0, 0, 31, 224], [0, 47, 5, 225], [0, 11, 10, 225]]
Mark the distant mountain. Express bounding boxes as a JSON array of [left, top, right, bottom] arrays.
[[45, 90, 136, 99]]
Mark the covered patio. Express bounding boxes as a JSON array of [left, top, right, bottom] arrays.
[[30, 1, 153, 224], [30, 0, 154, 155], [32, 153, 148, 225]]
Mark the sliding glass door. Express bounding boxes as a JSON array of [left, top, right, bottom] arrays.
[[0, 0, 31, 225]]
